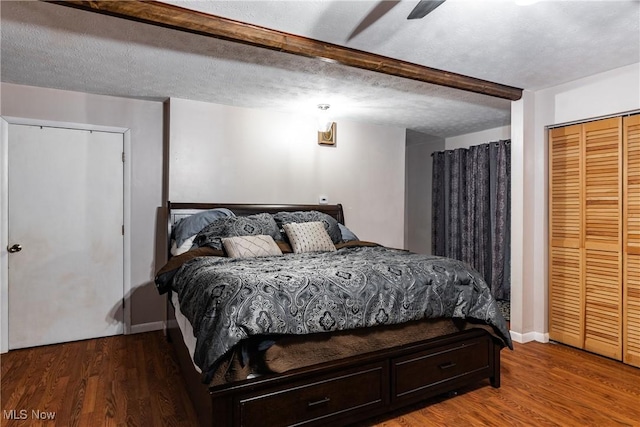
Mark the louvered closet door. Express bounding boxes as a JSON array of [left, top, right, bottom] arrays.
[[624, 114, 640, 367], [549, 124, 584, 348], [583, 117, 623, 360]]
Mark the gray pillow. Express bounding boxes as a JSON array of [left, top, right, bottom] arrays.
[[193, 213, 283, 251], [273, 211, 342, 244], [338, 223, 359, 242], [172, 208, 235, 248]]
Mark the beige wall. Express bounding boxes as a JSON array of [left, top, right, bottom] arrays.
[[404, 130, 444, 254], [4, 61, 636, 344], [0, 83, 165, 331], [510, 90, 536, 342], [168, 97, 407, 249], [445, 126, 511, 150], [0, 85, 406, 344], [511, 62, 640, 343]]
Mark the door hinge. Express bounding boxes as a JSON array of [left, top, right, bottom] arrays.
[[122, 152, 125, 162], [122, 225, 125, 235]]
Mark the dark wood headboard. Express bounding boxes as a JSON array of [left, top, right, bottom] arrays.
[[167, 202, 344, 225]]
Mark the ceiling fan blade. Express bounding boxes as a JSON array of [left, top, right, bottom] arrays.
[[407, 0, 446, 19], [347, 0, 401, 41]]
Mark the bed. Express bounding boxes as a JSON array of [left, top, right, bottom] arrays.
[[156, 202, 512, 427]]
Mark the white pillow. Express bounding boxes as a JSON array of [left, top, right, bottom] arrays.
[[222, 235, 283, 259], [283, 221, 336, 254], [171, 235, 196, 256]]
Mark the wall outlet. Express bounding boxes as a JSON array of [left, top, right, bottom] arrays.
[[319, 196, 329, 205]]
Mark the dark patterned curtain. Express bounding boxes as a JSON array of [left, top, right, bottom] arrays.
[[432, 140, 511, 301]]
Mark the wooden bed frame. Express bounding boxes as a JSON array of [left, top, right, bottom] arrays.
[[164, 202, 502, 427]]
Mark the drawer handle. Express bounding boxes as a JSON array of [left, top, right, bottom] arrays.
[[307, 397, 331, 408], [438, 361, 457, 370]]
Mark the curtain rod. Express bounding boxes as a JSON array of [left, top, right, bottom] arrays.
[[430, 139, 510, 156]]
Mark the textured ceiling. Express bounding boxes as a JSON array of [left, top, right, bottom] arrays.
[[1, 1, 639, 137]]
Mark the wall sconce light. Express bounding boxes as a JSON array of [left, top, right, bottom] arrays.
[[317, 104, 336, 146]]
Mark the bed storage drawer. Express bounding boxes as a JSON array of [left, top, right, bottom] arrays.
[[391, 335, 491, 404], [235, 362, 388, 427]]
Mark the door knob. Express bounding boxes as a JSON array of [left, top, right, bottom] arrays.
[[7, 244, 22, 253]]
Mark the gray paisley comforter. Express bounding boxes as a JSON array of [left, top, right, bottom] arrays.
[[170, 245, 513, 382]]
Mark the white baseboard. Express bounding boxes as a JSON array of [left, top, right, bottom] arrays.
[[510, 330, 549, 344], [129, 321, 164, 334], [535, 332, 550, 343]]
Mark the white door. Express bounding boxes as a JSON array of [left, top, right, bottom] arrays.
[[8, 124, 124, 349]]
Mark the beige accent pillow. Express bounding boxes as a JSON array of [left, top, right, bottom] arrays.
[[283, 221, 337, 253], [222, 235, 283, 259]]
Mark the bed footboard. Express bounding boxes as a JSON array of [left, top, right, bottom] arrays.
[[167, 295, 501, 427]]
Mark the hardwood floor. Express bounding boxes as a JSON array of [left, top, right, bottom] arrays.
[[1, 332, 196, 426], [2, 332, 639, 426]]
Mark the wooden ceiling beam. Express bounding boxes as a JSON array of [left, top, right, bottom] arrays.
[[49, 0, 523, 101]]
